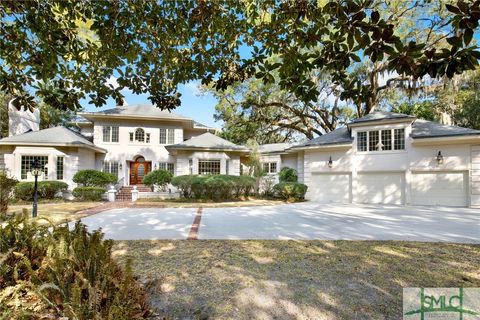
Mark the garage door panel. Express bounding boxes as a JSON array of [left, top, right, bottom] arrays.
[[356, 173, 404, 205], [308, 173, 351, 203], [411, 172, 467, 207]]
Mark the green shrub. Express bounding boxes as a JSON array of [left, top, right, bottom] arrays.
[[273, 182, 308, 201], [38, 181, 68, 199], [278, 167, 298, 182], [171, 175, 197, 198], [14, 181, 68, 201], [73, 169, 117, 187], [0, 214, 151, 319], [73, 186, 106, 201], [0, 171, 17, 216], [172, 175, 255, 200], [142, 169, 173, 190]]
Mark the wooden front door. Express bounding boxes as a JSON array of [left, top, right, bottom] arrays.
[[130, 157, 151, 185]]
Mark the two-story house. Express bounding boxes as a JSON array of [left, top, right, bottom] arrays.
[[0, 104, 479, 207]]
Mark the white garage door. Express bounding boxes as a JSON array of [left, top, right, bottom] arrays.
[[356, 172, 405, 205], [411, 171, 467, 207], [308, 173, 351, 203]]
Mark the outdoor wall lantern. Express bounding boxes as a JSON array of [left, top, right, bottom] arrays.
[[154, 163, 157, 170], [328, 156, 333, 168], [436, 151, 444, 165], [119, 163, 123, 170], [30, 159, 43, 218]]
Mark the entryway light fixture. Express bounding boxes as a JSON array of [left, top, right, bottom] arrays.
[[328, 156, 333, 168], [119, 163, 123, 170], [436, 151, 444, 165]]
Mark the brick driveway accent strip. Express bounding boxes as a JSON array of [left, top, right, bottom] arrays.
[[187, 207, 203, 240]]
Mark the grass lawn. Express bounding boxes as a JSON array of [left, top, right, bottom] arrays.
[[113, 240, 480, 319], [7, 201, 103, 224]]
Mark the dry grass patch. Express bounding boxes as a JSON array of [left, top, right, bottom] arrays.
[[7, 201, 103, 224], [113, 240, 480, 319], [136, 198, 286, 208]]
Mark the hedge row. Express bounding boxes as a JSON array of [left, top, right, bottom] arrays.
[[273, 182, 308, 201], [171, 175, 256, 200], [15, 181, 69, 201], [72, 187, 107, 201]]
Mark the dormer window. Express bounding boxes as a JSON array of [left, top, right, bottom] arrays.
[[357, 128, 405, 152], [129, 128, 150, 143]]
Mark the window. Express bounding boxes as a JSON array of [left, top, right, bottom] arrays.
[[160, 128, 175, 144], [134, 128, 145, 142], [56, 157, 64, 180], [198, 160, 221, 175], [368, 131, 379, 152], [357, 132, 367, 152], [394, 128, 405, 150], [129, 132, 134, 142], [103, 161, 119, 177], [226, 160, 229, 175], [146, 133, 151, 143], [357, 128, 406, 152], [159, 162, 175, 174], [102, 126, 119, 142], [262, 162, 277, 174], [189, 159, 193, 174], [21, 156, 48, 180], [381, 130, 392, 150]]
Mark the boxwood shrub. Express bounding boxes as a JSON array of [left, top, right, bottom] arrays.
[[171, 175, 255, 200], [73, 187, 106, 201], [143, 169, 173, 190], [73, 170, 117, 187], [278, 167, 298, 182], [15, 181, 68, 201], [273, 182, 308, 201]]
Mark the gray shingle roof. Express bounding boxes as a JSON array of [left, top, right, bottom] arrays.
[[289, 127, 353, 149], [349, 111, 415, 124], [166, 132, 249, 151], [80, 104, 190, 120], [412, 119, 480, 138], [0, 126, 106, 152], [258, 143, 293, 154]]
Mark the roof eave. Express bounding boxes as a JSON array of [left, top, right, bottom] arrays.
[[348, 118, 415, 128], [78, 112, 192, 122], [411, 134, 480, 145], [288, 142, 353, 151], [165, 146, 250, 153], [0, 141, 107, 153]]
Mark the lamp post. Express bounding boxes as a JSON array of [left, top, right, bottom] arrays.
[[31, 159, 43, 218]]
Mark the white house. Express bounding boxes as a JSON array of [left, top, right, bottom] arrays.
[[0, 104, 479, 208]]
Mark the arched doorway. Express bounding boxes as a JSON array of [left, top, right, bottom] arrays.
[[130, 156, 151, 185]]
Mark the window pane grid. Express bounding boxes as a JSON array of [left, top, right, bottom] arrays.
[[103, 126, 119, 142], [103, 161, 119, 177], [198, 160, 220, 175], [111, 127, 119, 142], [102, 126, 111, 142], [159, 128, 166, 144], [158, 162, 175, 174], [167, 129, 175, 144], [21, 156, 48, 180], [357, 132, 367, 151], [262, 162, 277, 174], [135, 128, 145, 142], [368, 131, 379, 151], [394, 128, 405, 150], [56, 157, 64, 180], [381, 130, 392, 151]]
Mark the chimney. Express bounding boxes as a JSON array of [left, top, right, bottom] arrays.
[[8, 98, 40, 137]]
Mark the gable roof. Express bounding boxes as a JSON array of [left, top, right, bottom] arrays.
[[78, 104, 215, 130], [166, 132, 249, 152], [349, 111, 415, 125], [289, 126, 353, 149], [412, 119, 480, 139], [0, 126, 106, 153]]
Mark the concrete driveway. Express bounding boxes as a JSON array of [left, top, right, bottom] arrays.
[[80, 203, 480, 243]]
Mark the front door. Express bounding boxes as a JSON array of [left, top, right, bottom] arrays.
[[130, 157, 151, 185]]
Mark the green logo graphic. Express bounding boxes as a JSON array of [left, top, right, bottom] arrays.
[[404, 288, 480, 320]]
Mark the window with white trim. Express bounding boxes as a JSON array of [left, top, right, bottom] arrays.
[[262, 162, 277, 174], [56, 156, 64, 180], [357, 129, 405, 152], [103, 161, 119, 177], [159, 128, 175, 144], [198, 160, 221, 175], [158, 162, 175, 174], [102, 126, 119, 142], [21, 156, 48, 180], [189, 159, 193, 174]]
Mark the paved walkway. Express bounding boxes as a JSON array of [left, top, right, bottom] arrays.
[[80, 203, 480, 243]]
